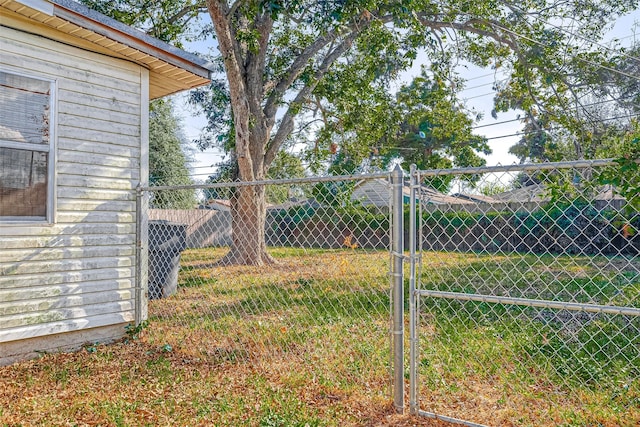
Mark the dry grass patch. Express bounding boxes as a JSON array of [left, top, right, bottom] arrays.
[[0, 340, 441, 426], [1, 248, 638, 426]]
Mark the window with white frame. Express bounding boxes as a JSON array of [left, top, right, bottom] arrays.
[[0, 71, 54, 222]]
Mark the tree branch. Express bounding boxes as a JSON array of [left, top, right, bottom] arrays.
[[262, 29, 342, 121], [246, 11, 273, 114], [206, 0, 254, 178], [207, 1, 248, 78], [165, 2, 207, 26], [417, 16, 519, 51], [264, 30, 360, 170], [227, 0, 246, 19], [263, 12, 380, 125]]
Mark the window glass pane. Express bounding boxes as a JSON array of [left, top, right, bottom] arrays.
[[0, 147, 48, 218], [0, 72, 51, 145]]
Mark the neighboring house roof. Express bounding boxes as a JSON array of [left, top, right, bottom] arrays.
[[201, 199, 232, 212], [492, 184, 547, 203], [595, 184, 626, 201], [417, 185, 474, 205], [2, 0, 215, 98], [493, 183, 626, 203], [352, 178, 474, 206], [351, 178, 391, 207], [453, 193, 500, 204]]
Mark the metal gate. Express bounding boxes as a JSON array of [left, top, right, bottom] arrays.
[[408, 161, 640, 426]]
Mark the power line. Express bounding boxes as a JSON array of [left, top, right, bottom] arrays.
[[470, 94, 635, 131], [463, 91, 495, 101], [188, 163, 227, 169], [190, 172, 218, 177], [504, 3, 640, 65], [461, 80, 497, 92], [187, 110, 637, 177], [487, 19, 640, 81], [614, 33, 639, 43], [179, 93, 634, 150], [473, 117, 523, 130], [441, 8, 640, 82], [462, 70, 503, 82], [481, 111, 639, 141]]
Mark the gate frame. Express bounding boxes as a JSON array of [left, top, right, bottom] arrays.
[[407, 159, 639, 426], [391, 165, 406, 413]]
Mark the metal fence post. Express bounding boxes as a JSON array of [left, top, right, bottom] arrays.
[[391, 165, 405, 413], [135, 184, 143, 327], [408, 164, 418, 414]]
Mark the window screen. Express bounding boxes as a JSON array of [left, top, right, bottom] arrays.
[[0, 71, 53, 221]]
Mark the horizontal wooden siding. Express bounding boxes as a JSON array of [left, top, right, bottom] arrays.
[[0, 24, 141, 343]]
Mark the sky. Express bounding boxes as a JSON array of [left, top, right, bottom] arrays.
[[178, 8, 640, 182]]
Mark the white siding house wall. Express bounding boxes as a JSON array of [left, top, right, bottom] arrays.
[[0, 24, 143, 361], [351, 179, 391, 208]]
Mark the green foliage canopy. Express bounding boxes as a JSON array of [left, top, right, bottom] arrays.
[[83, 0, 639, 175]]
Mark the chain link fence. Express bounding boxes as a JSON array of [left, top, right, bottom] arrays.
[[409, 160, 640, 426], [139, 173, 400, 410], [137, 160, 638, 424]]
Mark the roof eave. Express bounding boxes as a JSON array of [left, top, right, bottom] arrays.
[[50, 0, 214, 80]]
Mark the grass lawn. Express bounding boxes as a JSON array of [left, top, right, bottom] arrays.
[[1, 248, 638, 426], [415, 251, 640, 426]]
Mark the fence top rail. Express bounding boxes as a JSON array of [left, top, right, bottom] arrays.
[[416, 159, 618, 178], [141, 171, 391, 192]]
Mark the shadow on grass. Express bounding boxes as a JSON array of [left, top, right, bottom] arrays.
[[145, 247, 639, 425]]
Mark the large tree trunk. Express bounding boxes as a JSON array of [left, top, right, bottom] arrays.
[[205, 2, 362, 266], [217, 183, 275, 266], [204, 1, 283, 265], [215, 99, 277, 264]]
